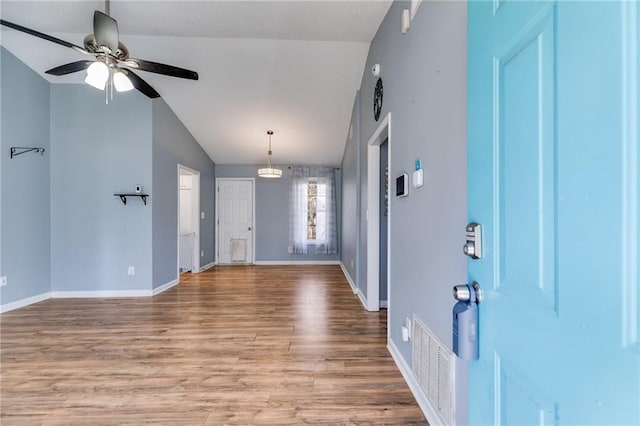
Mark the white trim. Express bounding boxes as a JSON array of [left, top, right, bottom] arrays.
[[215, 178, 256, 265], [339, 261, 357, 293], [253, 260, 340, 266], [365, 112, 391, 312], [355, 288, 368, 310], [388, 339, 441, 426], [152, 279, 179, 295], [339, 262, 367, 309], [380, 300, 388, 308], [0, 292, 51, 313], [200, 261, 215, 272], [50, 290, 153, 298], [0, 284, 184, 313]]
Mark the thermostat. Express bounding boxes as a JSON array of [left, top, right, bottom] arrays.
[[396, 173, 409, 197]]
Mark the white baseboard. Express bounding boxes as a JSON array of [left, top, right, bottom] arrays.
[[253, 260, 340, 265], [339, 262, 357, 293], [1, 284, 180, 313], [50, 290, 152, 298], [338, 262, 368, 310], [380, 300, 388, 308], [388, 339, 442, 426], [0, 292, 51, 313], [355, 288, 368, 310], [199, 261, 215, 272], [152, 278, 179, 295]]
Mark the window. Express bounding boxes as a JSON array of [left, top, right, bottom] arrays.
[[289, 167, 338, 255], [306, 180, 327, 242]]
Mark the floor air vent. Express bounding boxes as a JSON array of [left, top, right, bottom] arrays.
[[412, 315, 454, 425]]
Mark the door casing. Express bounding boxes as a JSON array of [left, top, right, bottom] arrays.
[[177, 164, 201, 277]]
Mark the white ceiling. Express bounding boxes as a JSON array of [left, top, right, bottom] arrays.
[[0, 1, 391, 165]]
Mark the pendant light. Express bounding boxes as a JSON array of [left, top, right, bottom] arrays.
[[258, 130, 283, 178]]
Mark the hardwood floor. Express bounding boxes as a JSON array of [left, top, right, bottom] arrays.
[[0, 265, 426, 425]]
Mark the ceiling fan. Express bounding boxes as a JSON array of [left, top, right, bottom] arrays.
[[0, 0, 198, 101]]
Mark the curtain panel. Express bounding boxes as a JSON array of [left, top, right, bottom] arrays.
[[288, 166, 338, 255]]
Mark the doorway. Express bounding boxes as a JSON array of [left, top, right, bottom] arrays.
[[177, 165, 200, 279], [216, 178, 255, 264], [366, 113, 391, 313]]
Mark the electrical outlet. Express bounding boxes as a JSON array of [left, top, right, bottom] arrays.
[[350, 259, 354, 269], [0, 276, 7, 287], [405, 317, 412, 339], [128, 266, 135, 276], [201, 212, 205, 219], [201, 250, 204, 257]]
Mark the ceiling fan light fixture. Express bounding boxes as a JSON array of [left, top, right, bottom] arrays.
[[84, 61, 109, 90], [258, 130, 283, 179], [113, 70, 134, 92]]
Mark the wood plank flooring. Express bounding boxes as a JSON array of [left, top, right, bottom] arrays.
[[1, 265, 426, 425]]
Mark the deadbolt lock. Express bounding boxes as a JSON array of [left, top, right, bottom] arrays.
[[463, 222, 482, 259]]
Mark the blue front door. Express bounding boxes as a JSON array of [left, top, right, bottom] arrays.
[[468, 1, 639, 424]]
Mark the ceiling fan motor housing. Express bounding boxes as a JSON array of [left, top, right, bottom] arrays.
[[84, 34, 129, 61]]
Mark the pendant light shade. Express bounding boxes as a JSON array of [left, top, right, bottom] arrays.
[[258, 130, 283, 178]]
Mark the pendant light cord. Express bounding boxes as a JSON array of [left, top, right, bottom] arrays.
[[267, 130, 274, 167]]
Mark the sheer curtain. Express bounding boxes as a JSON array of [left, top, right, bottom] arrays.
[[288, 166, 338, 255]]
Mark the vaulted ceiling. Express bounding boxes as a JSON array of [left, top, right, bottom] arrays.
[[0, 1, 391, 165]]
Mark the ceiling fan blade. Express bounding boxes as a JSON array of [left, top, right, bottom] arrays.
[[120, 69, 161, 99], [125, 59, 199, 80], [0, 19, 89, 55], [45, 60, 94, 76], [93, 11, 119, 53]]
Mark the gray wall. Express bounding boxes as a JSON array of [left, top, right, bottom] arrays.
[[340, 92, 360, 287], [343, 1, 468, 422], [0, 48, 51, 304], [2, 52, 217, 298], [152, 100, 216, 288], [216, 164, 341, 262], [50, 84, 153, 292]]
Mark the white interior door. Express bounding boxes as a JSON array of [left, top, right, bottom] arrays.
[[217, 179, 254, 264]]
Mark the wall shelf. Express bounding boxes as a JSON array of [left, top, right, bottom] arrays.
[[114, 193, 149, 205], [10, 146, 45, 159]]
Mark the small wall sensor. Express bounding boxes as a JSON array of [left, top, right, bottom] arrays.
[[371, 63, 381, 77], [412, 169, 424, 188], [134, 184, 142, 194]]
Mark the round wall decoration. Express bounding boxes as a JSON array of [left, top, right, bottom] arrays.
[[373, 77, 383, 121]]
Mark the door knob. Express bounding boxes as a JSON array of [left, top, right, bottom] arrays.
[[453, 281, 483, 303], [248, 227, 252, 231]]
